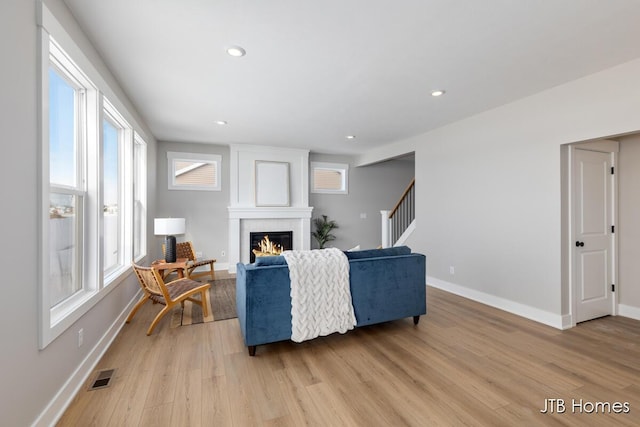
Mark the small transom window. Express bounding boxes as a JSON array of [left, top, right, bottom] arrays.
[[168, 152, 221, 191], [311, 162, 349, 194]]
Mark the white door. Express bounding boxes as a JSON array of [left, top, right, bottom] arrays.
[[573, 148, 613, 323]]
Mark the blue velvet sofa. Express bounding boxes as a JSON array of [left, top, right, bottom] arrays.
[[236, 246, 426, 356]]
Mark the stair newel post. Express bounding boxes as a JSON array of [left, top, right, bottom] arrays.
[[380, 210, 391, 248]]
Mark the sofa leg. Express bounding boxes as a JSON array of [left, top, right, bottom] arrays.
[[248, 346, 256, 356], [413, 315, 420, 325]]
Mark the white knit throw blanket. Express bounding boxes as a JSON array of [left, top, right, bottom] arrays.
[[283, 248, 357, 343]]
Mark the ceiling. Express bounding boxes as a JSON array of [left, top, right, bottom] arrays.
[[62, 0, 640, 155]]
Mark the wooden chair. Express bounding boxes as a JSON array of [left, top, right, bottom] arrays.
[[163, 241, 216, 281], [127, 262, 211, 335]]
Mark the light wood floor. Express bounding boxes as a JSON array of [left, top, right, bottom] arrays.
[[57, 283, 640, 426]]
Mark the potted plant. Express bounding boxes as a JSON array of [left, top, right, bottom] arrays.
[[312, 215, 338, 249]]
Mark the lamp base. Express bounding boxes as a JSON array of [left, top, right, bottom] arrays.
[[165, 235, 177, 263]]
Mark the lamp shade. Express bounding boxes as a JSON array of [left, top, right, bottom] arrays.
[[154, 218, 186, 236]]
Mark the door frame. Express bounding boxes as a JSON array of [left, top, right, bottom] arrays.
[[565, 140, 619, 327]]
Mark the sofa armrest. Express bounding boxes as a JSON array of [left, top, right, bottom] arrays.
[[236, 263, 293, 347]]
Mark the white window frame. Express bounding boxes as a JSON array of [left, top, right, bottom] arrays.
[[102, 99, 133, 283], [167, 151, 222, 191], [310, 161, 349, 194], [38, 4, 147, 348], [133, 133, 147, 262], [41, 33, 101, 347], [48, 48, 87, 308]]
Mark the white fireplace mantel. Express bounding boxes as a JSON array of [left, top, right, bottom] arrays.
[[228, 206, 313, 219], [227, 144, 313, 273]]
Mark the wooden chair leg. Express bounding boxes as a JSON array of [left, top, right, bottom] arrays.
[[209, 264, 216, 281], [201, 289, 209, 317], [126, 295, 150, 323], [147, 305, 171, 336]]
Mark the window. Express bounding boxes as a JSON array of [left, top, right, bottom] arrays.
[[102, 101, 132, 279], [39, 25, 146, 348], [168, 152, 221, 191], [47, 39, 92, 311], [48, 58, 86, 306], [311, 162, 349, 194], [133, 133, 147, 261]]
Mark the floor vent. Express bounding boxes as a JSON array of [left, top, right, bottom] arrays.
[[88, 369, 116, 391]]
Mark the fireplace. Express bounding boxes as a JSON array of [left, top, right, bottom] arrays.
[[249, 231, 293, 263]]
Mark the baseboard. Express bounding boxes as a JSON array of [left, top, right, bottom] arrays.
[[214, 262, 229, 272], [32, 290, 141, 427], [560, 314, 573, 330], [618, 304, 640, 321], [427, 276, 566, 330]]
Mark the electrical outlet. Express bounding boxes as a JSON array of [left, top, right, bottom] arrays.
[[195, 251, 203, 259], [449, 266, 455, 275], [78, 328, 84, 348], [221, 250, 226, 257], [360, 213, 367, 219]]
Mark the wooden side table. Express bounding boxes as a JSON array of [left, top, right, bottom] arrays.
[[151, 258, 190, 279]]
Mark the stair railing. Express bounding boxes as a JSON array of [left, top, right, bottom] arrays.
[[380, 178, 415, 248]]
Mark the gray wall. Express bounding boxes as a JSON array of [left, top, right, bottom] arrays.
[[619, 134, 640, 310], [309, 154, 414, 250], [154, 147, 413, 261], [357, 57, 640, 327], [156, 141, 230, 266]]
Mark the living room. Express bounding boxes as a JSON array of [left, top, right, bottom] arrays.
[[4, 1, 640, 425]]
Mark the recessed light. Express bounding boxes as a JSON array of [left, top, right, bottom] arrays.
[[346, 135, 356, 140], [431, 90, 445, 97], [214, 120, 228, 125], [226, 46, 246, 57]]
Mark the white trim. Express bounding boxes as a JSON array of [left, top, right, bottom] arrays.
[[214, 262, 229, 272], [427, 276, 568, 330], [133, 133, 147, 261], [228, 206, 313, 219], [393, 219, 416, 247], [574, 139, 620, 153], [32, 289, 141, 427], [618, 304, 640, 321]]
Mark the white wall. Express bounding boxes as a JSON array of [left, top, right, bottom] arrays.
[[358, 58, 640, 327], [230, 144, 310, 208], [0, 1, 157, 425]]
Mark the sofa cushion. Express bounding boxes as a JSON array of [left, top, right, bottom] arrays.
[[255, 256, 287, 266], [344, 246, 411, 260]]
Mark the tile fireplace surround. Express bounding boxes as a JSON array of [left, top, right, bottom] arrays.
[[227, 144, 313, 273], [228, 207, 312, 271]]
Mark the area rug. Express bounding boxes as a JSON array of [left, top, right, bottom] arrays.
[[170, 278, 237, 328]]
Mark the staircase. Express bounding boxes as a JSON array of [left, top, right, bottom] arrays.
[[380, 178, 415, 248]]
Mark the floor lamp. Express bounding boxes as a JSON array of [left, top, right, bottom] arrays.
[[154, 218, 186, 263]]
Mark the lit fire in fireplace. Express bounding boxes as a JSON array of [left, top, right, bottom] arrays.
[[252, 235, 285, 258]]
